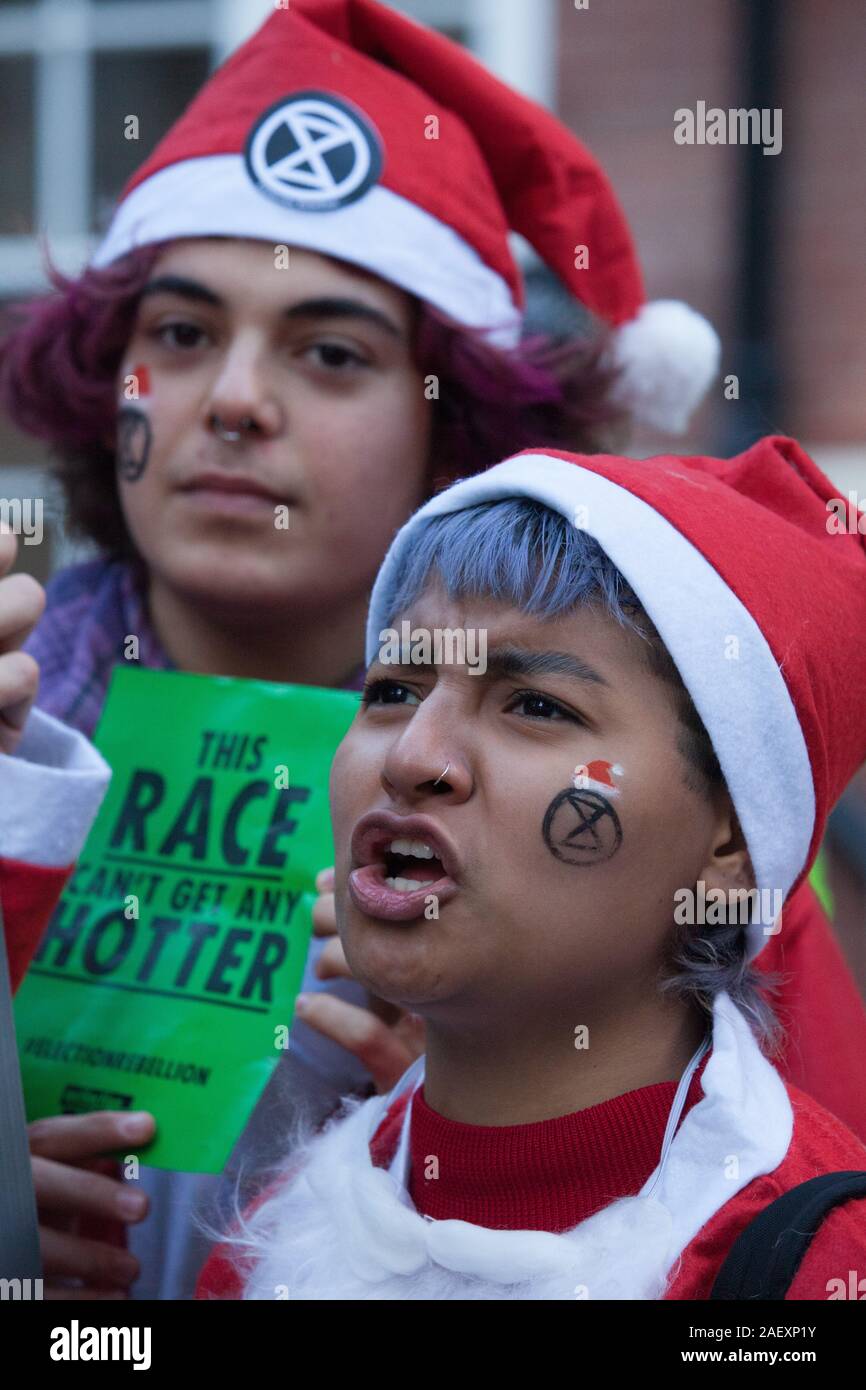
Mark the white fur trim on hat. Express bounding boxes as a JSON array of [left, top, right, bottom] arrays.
[[607, 300, 721, 434], [91, 156, 522, 348]]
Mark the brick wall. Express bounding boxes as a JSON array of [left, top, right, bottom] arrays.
[[554, 0, 866, 455], [778, 0, 866, 442]]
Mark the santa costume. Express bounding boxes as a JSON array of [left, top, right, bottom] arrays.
[[191, 434, 866, 1301]]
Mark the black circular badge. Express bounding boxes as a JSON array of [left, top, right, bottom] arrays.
[[244, 90, 383, 212]]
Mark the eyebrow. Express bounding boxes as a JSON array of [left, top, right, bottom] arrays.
[[138, 278, 403, 337], [283, 297, 403, 338], [376, 643, 609, 688], [484, 645, 609, 687], [139, 276, 222, 307]]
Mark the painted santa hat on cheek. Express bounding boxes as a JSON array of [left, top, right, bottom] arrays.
[[366, 436, 866, 961], [91, 0, 719, 434], [572, 760, 624, 796]]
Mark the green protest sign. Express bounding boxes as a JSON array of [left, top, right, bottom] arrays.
[[14, 666, 358, 1172]]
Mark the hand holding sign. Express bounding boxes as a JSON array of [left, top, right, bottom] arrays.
[[0, 529, 45, 754], [15, 668, 359, 1172]]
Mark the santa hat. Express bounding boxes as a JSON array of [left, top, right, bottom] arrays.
[[365, 437, 866, 959], [573, 760, 624, 796], [91, 0, 719, 434]]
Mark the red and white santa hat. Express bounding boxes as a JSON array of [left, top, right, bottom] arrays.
[[91, 0, 719, 434], [366, 437, 866, 959]]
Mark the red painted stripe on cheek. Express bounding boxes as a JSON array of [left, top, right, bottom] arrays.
[[131, 363, 151, 396]]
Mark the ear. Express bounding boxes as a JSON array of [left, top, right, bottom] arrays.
[[698, 791, 755, 895]]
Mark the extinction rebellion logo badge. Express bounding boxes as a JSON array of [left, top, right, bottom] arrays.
[[244, 90, 383, 211]]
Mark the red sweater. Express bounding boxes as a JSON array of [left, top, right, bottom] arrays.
[[367, 1065, 707, 1231]]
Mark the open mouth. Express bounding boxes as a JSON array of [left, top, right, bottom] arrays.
[[348, 815, 461, 922], [383, 838, 447, 892]]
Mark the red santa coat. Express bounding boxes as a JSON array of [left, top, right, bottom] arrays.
[[756, 881, 866, 1142], [665, 1085, 866, 1299]]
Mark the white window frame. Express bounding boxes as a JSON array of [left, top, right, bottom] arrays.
[[0, 0, 555, 295]]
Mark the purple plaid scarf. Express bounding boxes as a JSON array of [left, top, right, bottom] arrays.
[[24, 558, 174, 738], [24, 557, 367, 738]]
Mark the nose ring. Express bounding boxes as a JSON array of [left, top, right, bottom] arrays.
[[432, 762, 451, 787], [211, 413, 255, 442]]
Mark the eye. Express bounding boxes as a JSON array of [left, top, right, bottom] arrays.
[[507, 690, 584, 724], [304, 341, 369, 372], [152, 320, 209, 351], [361, 678, 421, 708]]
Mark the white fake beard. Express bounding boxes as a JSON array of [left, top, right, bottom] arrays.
[[235, 1097, 676, 1302]]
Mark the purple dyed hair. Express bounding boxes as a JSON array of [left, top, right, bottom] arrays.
[[0, 241, 624, 558]]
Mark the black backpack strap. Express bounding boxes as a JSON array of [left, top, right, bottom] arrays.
[[709, 1170, 866, 1300]]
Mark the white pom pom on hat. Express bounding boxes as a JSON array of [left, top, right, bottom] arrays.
[[606, 301, 722, 435]]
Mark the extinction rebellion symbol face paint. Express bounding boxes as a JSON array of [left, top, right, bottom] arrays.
[[244, 90, 383, 211], [117, 362, 153, 483], [543, 786, 624, 866]]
